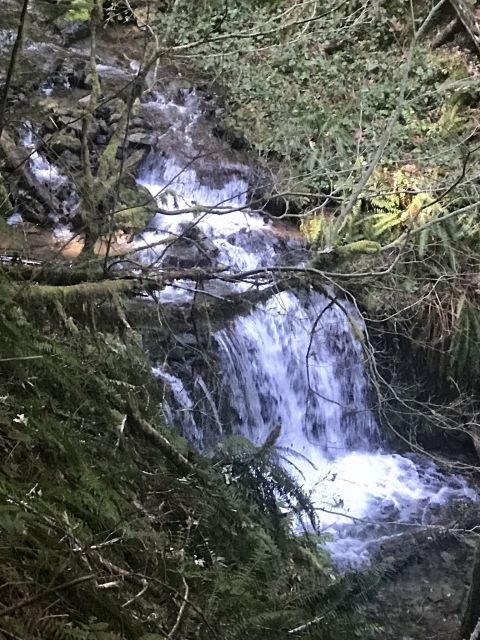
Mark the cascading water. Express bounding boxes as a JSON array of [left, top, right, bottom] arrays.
[[132, 87, 477, 566], [213, 291, 476, 565], [134, 91, 304, 303], [136, 154, 269, 273], [215, 290, 379, 456]]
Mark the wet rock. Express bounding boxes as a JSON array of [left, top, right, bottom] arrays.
[[131, 116, 146, 128], [367, 531, 475, 640], [127, 132, 157, 148], [58, 150, 81, 171], [48, 58, 88, 90], [161, 227, 220, 270], [109, 111, 123, 125], [122, 149, 146, 174], [48, 133, 81, 156], [94, 134, 109, 146], [78, 94, 92, 108], [14, 189, 48, 225], [53, 19, 90, 46], [213, 125, 251, 151]]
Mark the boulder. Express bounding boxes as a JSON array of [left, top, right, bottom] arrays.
[[53, 19, 90, 46], [58, 150, 81, 171], [126, 132, 157, 148], [48, 133, 81, 156], [113, 183, 157, 234]]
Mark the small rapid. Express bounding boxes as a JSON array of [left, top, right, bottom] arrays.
[[136, 154, 270, 272]]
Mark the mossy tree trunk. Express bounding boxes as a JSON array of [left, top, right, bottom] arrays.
[[80, 0, 103, 255]]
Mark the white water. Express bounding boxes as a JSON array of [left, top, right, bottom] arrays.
[[133, 91, 293, 289], [136, 154, 273, 273], [22, 126, 79, 224], [152, 365, 202, 447], [24, 128, 66, 188], [212, 291, 476, 565], [133, 90, 477, 565]]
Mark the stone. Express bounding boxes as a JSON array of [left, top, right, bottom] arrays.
[[94, 134, 109, 146], [113, 183, 157, 234], [53, 19, 90, 46], [109, 111, 123, 125], [131, 117, 145, 128], [49, 133, 81, 156], [59, 150, 81, 171], [122, 149, 147, 174], [78, 94, 92, 108], [126, 132, 157, 147]]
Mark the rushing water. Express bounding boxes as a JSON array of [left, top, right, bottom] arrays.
[[136, 154, 270, 272], [130, 89, 478, 566], [212, 291, 476, 565], [21, 80, 475, 565]]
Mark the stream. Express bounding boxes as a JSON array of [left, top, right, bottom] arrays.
[[21, 68, 477, 569], [129, 94, 476, 566]]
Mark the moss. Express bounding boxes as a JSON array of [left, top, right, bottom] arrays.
[[49, 133, 82, 156], [337, 240, 381, 256], [113, 183, 156, 233], [19, 278, 138, 304], [430, 49, 470, 82]]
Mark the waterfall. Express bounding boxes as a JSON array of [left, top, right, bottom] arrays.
[[212, 290, 476, 565], [215, 290, 379, 457], [132, 89, 476, 566]]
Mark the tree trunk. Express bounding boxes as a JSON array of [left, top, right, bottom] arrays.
[[449, 0, 480, 53], [0, 0, 30, 139]]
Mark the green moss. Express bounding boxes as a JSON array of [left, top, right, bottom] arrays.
[[49, 133, 82, 155], [113, 184, 156, 233], [337, 240, 381, 256]]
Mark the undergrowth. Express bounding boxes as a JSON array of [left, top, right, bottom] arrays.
[[0, 272, 382, 639]]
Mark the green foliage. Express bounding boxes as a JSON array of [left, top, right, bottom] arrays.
[[0, 273, 376, 639], [0, 172, 13, 218], [148, 1, 480, 197], [62, 0, 94, 21]]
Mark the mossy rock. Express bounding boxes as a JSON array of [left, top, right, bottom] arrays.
[[49, 133, 82, 156], [113, 183, 157, 234]]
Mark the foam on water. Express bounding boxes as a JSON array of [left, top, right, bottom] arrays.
[[152, 365, 202, 447], [132, 90, 291, 285], [31, 154, 65, 186], [136, 154, 270, 273], [7, 212, 23, 226]]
